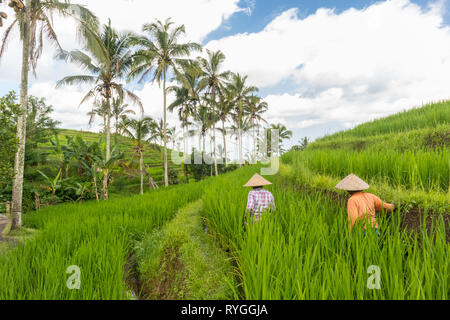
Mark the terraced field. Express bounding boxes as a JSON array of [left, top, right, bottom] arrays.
[[0, 102, 448, 300]]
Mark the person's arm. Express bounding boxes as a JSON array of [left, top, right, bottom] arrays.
[[373, 195, 395, 213], [269, 193, 275, 210], [246, 192, 255, 212]]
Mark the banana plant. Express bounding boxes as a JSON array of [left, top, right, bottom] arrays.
[[37, 169, 62, 204]]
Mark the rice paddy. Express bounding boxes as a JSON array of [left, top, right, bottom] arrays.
[[0, 102, 448, 300]]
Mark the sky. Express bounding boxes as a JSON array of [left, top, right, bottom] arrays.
[[1, 0, 450, 149]]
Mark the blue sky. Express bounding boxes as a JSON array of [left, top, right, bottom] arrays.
[[206, 0, 447, 42], [1, 0, 450, 149]]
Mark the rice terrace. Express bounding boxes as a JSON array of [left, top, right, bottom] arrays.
[[0, 0, 449, 306]]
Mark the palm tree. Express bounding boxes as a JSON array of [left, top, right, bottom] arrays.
[[111, 96, 135, 137], [57, 21, 143, 199], [217, 87, 234, 167], [0, 0, 98, 229], [269, 123, 293, 156], [170, 60, 205, 152], [198, 49, 231, 176], [129, 18, 202, 187], [120, 116, 154, 195], [246, 95, 268, 159], [194, 101, 214, 153], [227, 73, 258, 166], [87, 99, 108, 129]]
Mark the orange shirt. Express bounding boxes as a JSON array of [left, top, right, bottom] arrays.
[[347, 192, 395, 229]]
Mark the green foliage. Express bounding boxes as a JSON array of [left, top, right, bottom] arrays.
[[320, 101, 450, 140], [135, 200, 235, 300], [0, 181, 206, 299], [0, 91, 19, 185], [203, 166, 449, 299]]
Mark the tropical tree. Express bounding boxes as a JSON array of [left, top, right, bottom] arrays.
[[129, 18, 202, 187], [198, 49, 230, 176], [217, 87, 233, 167], [57, 21, 143, 199], [169, 60, 205, 153], [227, 73, 258, 166], [0, 0, 98, 229], [87, 99, 109, 129], [111, 96, 135, 138], [246, 95, 268, 159], [120, 116, 154, 195], [269, 123, 293, 156]]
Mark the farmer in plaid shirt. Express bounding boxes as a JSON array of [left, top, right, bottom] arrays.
[[244, 174, 275, 222]]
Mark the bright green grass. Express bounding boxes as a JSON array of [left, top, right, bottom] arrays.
[[0, 182, 206, 300], [310, 124, 450, 153], [286, 147, 449, 193], [134, 200, 236, 300], [202, 166, 449, 300]]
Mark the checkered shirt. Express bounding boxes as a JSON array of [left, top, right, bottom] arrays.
[[246, 188, 275, 219]]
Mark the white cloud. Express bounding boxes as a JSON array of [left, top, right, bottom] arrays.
[[206, 0, 450, 138], [0, 0, 243, 131], [3, 0, 450, 144]]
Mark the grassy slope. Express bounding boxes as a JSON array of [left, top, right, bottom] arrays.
[[0, 181, 207, 299], [282, 101, 449, 212]]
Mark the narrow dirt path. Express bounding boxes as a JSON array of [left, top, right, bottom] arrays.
[[0, 215, 10, 240], [126, 200, 237, 300]]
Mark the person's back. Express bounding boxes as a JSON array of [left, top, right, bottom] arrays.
[[336, 174, 396, 232], [347, 192, 395, 229], [243, 174, 275, 222], [246, 187, 275, 220]]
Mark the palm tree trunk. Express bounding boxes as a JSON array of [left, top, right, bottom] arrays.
[[11, 2, 31, 230], [222, 120, 227, 167], [139, 148, 144, 195], [212, 88, 218, 176], [163, 71, 169, 187], [238, 103, 243, 167], [252, 118, 256, 163], [103, 96, 111, 200], [93, 174, 99, 201]]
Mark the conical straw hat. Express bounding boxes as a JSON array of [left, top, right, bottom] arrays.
[[336, 174, 370, 191], [244, 174, 272, 187]]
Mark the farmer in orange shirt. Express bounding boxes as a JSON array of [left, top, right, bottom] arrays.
[[336, 174, 396, 235], [243, 174, 275, 223]]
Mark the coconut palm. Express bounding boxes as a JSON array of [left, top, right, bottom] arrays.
[[227, 73, 258, 166], [269, 123, 293, 156], [57, 21, 142, 199], [111, 96, 135, 137], [217, 87, 234, 167], [0, 0, 98, 229], [198, 49, 231, 176], [129, 18, 202, 187], [246, 95, 268, 159], [120, 116, 154, 195]]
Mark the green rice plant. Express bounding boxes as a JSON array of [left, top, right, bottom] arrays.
[[134, 200, 236, 300], [0, 181, 207, 300], [203, 167, 449, 300], [291, 148, 449, 193]]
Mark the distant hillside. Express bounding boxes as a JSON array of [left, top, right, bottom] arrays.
[[320, 100, 450, 140], [310, 101, 450, 152]]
